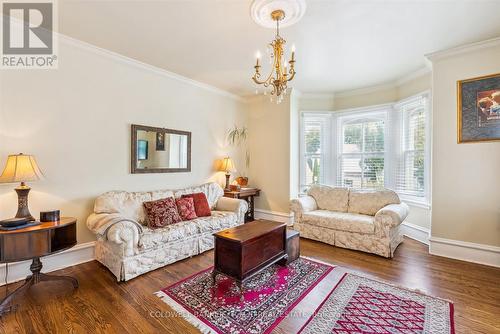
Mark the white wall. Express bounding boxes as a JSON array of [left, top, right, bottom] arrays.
[[246, 95, 291, 213], [429, 41, 500, 247], [0, 37, 246, 244]]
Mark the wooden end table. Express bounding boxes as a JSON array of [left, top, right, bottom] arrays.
[[0, 217, 79, 316], [212, 220, 287, 299], [224, 187, 260, 222]]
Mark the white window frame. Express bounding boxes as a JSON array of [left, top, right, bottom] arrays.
[[394, 92, 431, 207], [299, 112, 331, 192], [337, 111, 387, 189]]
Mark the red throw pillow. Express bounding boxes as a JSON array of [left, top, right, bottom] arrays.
[[175, 197, 197, 221], [143, 197, 181, 229], [181, 192, 211, 217]]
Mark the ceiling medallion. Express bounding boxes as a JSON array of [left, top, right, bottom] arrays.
[[251, 0, 306, 103]]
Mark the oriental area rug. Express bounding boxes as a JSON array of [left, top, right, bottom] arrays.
[[156, 258, 455, 334]]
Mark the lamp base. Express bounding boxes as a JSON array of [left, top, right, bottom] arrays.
[[14, 185, 35, 221], [224, 173, 231, 190]]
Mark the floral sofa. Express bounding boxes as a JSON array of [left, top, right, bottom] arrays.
[[290, 185, 409, 258], [87, 182, 248, 281]]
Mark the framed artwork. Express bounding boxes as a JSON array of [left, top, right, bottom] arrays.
[[156, 132, 165, 151], [137, 140, 148, 160], [457, 73, 500, 143]]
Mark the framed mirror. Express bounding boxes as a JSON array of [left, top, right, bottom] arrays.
[[131, 124, 191, 173]]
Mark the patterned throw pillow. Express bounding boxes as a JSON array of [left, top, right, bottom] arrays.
[[143, 197, 181, 229], [175, 197, 198, 221], [181, 192, 211, 217]]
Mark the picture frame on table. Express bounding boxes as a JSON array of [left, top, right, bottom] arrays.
[[457, 73, 500, 143]]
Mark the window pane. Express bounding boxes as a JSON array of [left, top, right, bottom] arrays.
[[340, 156, 362, 188], [403, 151, 425, 195], [305, 123, 321, 154], [409, 110, 425, 151], [343, 123, 362, 153], [364, 121, 384, 152], [363, 156, 384, 188], [305, 155, 321, 185]]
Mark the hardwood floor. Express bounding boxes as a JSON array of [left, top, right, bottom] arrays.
[[1, 237, 499, 333]]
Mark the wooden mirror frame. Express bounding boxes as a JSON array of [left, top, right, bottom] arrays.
[[131, 124, 192, 174]]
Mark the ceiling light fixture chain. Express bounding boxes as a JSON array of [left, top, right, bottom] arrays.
[[252, 9, 296, 103]]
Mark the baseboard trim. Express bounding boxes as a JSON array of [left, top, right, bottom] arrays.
[[401, 222, 430, 245], [0, 241, 96, 286], [429, 237, 500, 268], [254, 209, 293, 225]]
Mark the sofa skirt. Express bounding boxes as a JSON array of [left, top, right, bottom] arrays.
[[95, 232, 217, 281], [293, 222, 403, 258]]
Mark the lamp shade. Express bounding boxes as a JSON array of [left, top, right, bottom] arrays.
[[218, 157, 235, 173], [0, 153, 44, 184]]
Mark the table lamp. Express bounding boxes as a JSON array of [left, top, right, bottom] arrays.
[[0, 153, 44, 221], [218, 157, 235, 190]]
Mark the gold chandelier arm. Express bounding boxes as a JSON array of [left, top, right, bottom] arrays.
[[253, 48, 278, 85]]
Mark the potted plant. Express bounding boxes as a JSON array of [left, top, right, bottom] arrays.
[[227, 126, 250, 186]]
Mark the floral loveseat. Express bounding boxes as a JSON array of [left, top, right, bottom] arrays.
[[87, 182, 248, 281], [290, 185, 409, 258]]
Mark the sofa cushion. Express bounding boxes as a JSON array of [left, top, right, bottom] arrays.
[[182, 192, 211, 217], [175, 197, 197, 221], [302, 210, 375, 234], [94, 191, 152, 223], [173, 182, 224, 209], [143, 197, 182, 229], [195, 211, 239, 234], [138, 211, 238, 251], [348, 189, 400, 216], [139, 220, 201, 251], [307, 185, 349, 212]]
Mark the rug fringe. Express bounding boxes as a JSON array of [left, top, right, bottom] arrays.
[[154, 291, 215, 334]]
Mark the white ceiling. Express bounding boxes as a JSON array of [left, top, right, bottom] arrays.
[[59, 0, 500, 97]]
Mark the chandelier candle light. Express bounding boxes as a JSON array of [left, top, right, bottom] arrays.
[[252, 9, 296, 102]]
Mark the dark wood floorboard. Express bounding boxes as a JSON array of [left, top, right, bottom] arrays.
[[0, 237, 499, 333]]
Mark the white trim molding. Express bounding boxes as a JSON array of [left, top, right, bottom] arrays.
[[0, 242, 96, 286], [254, 209, 293, 225], [429, 237, 500, 268], [401, 222, 430, 245], [59, 34, 244, 103], [425, 36, 500, 62]]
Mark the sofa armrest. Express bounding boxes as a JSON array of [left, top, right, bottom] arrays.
[[290, 196, 318, 221], [375, 203, 410, 228], [87, 213, 143, 256], [215, 197, 248, 224]]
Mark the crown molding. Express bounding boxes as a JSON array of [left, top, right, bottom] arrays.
[[300, 92, 335, 100], [334, 81, 396, 98], [329, 67, 431, 99], [396, 66, 431, 85], [425, 36, 500, 62], [58, 34, 245, 103]]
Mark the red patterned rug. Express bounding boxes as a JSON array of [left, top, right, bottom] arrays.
[[299, 272, 455, 334], [155, 257, 333, 334]]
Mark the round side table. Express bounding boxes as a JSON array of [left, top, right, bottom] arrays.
[[0, 217, 78, 316]]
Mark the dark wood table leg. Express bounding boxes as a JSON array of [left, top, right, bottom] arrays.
[[0, 277, 34, 316], [0, 257, 78, 316]]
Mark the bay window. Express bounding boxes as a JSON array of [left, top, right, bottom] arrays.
[[300, 92, 430, 205]]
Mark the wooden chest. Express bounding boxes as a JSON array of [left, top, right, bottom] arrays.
[[213, 220, 287, 282]]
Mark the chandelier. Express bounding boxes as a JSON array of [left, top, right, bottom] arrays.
[[252, 9, 296, 103]]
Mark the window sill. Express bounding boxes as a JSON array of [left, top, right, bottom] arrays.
[[400, 197, 431, 210]]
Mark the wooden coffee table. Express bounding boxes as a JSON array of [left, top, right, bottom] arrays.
[[212, 220, 287, 297]]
